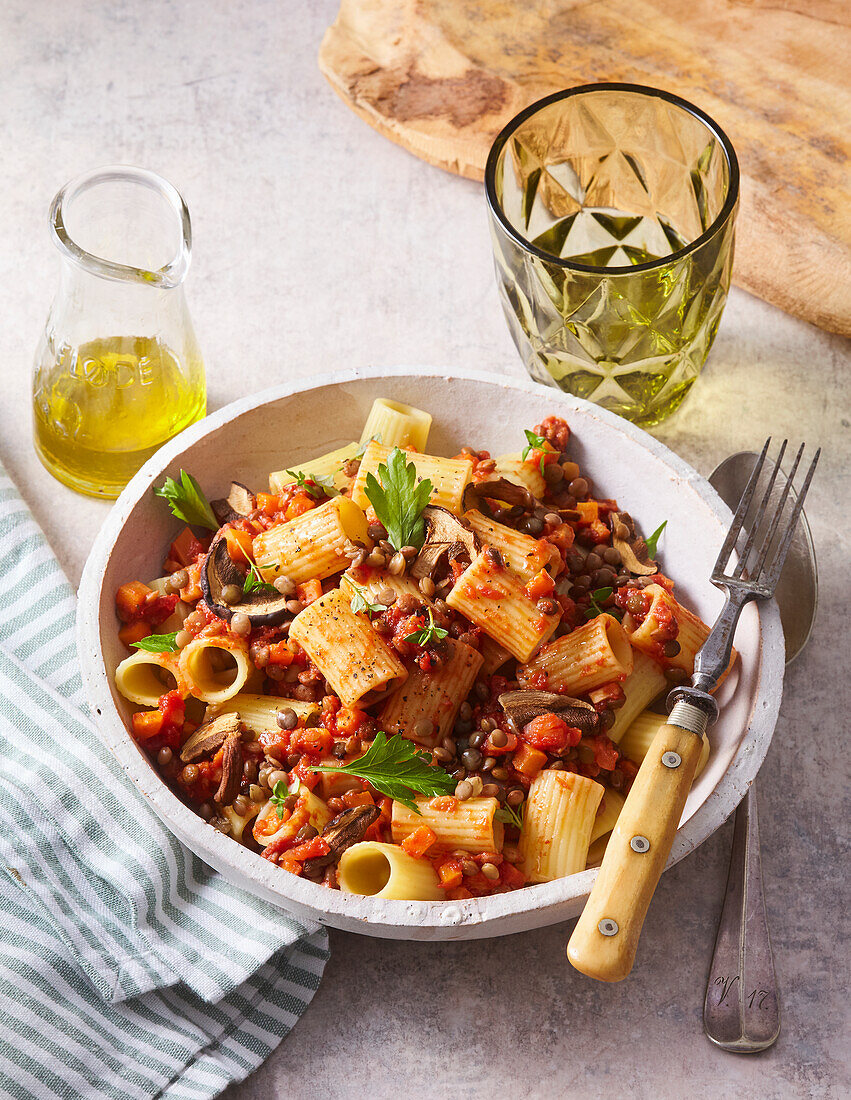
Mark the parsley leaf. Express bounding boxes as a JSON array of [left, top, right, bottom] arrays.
[[154, 471, 218, 530], [131, 632, 179, 653], [405, 607, 448, 647], [364, 447, 433, 551], [496, 802, 525, 830], [355, 434, 382, 459], [344, 576, 387, 618], [270, 779, 296, 820], [243, 561, 278, 596], [521, 429, 550, 475], [584, 586, 617, 621], [644, 520, 667, 558], [311, 732, 455, 814], [286, 469, 339, 499]]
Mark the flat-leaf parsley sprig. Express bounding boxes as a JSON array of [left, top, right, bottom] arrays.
[[644, 520, 667, 558], [345, 576, 387, 619], [584, 586, 621, 621], [154, 471, 218, 530], [311, 732, 455, 814], [405, 607, 448, 647], [242, 561, 278, 596], [521, 429, 551, 475], [364, 447, 433, 551], [131, 632, 180, 653], [286, 469, 339, 499]]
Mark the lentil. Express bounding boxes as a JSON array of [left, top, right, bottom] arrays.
[[156, 746, 173, 767], [167, 569, 189, 592], [388, 552, 406, 575], [413, 718, 434, 741], [198, 802, 213, 821], [584, 552, 603, 572], [232, 795, 249, 816], [536, 597, 559, 616], [249, 783, 265, 802], [367, 523, 388, 541], [663, 639, 682, 658], [455, 780, 473, 800], [366, 549, 386, 568], [507, 788, 525, 807], [481, 783, 500, 798], [568, 477, 589, 499], [469, 731, 485, 749], [491, 766, 509, 781], [462, 749, 483, 769], [243, 760, 258, 781], [442, 736, 456, 753], [230, 612, 251, 637], [482, 756, 496, 772], [502, 845, 521, 863], [481, 862, 500, 881], [181, 764, 199, 784], [543, 464, 563, 485], [490, 728, 508, 748], [345, 736, 362, 755], [377, 586, 397, 605], [419, 576, 436, 598], [602, 546, 621, 566], [401, 545, 418, 561], [561, 461, 580, 481], [468, 776, 483, 797], [433, 747, 453, 763], [461, 859, 478, 877], [285, 599, 304, 614], [273, 575, 296, 596], [268, 769, 288, 789], [295, 824, 319, 843]]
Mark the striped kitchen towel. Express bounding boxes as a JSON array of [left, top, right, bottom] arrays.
[[0, 460, 329, 1100]]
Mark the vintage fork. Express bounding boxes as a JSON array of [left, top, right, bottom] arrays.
[[567, 439, 820, 983]]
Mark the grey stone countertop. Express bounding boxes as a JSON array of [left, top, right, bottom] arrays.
[[0, 2, 847, 1097]]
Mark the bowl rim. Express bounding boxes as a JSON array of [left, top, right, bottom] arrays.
[[77, 365, 784, 936]]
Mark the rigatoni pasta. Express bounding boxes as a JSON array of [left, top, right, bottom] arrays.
[[253, 496, 370, 584], [446, 549, 559, 662], [520, 770, 604, 882], [114, 399, 729, 901], [518, 614, 634, 695], [379, 639, 483, 748], [289, 587, 407, 708]]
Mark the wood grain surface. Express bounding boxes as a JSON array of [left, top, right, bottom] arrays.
[[319, 0, 851, 335]]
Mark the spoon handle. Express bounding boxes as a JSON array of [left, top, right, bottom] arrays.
[[704, 785, 781, 1051]]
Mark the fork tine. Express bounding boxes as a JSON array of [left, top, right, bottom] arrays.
[[733, 439, 787, 579], [712, 437, 771, 578], [762, 447, 821, 590], [751, 442, 805, 581]]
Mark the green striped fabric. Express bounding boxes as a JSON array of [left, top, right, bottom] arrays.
[[0, 462, 329, 1099]]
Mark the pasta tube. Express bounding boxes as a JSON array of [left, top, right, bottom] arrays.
[[178, 636, 251, 705], [619, 710, 711, 779], [351, 440, 471, 515], [589, 789, 625, 845], [253, 497, 371, 584], [338, 841, 444, 900], [607, 650, 667, 744], [520, 770, 604, 883], [624, 583, 736, 678], [289, 587, 407, 707], [391, 797, 503, 854], [479, 635, 512, 675], [269, 443, 358, 494], [206, 693, 320, 736], [464, 511, 551, 581], [340, 569, 428, 609], [253, 787, 332, 848], [490, 453, 546, 500], [379, 639, 483, 748], [517, 614, 633, 694], [222, 800, 261, 842], [115, 650, 186, 707], [446, 550, 559, 662], [359, 398, 432, 452]]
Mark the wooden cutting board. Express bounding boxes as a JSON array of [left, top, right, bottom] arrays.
[[319, 0, 851, 336]]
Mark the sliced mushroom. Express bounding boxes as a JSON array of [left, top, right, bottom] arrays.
[[214, 731, 244, 805], [301, 804, 381, 875], [609, 510, 657, 576], [211, 481, 255, 525], [462, 478, 536, 517], [498, 689, 599, 737], [411, 506, 480, 579], [201, 531, 292, 626], [180, 712, 243, 763]]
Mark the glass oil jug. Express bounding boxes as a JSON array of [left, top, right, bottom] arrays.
[[32, 166, 206, 498]]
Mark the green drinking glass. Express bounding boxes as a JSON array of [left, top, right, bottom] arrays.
[[485, 83, 739, 428]]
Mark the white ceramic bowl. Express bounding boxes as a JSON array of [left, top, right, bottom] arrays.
[[78, 367, 784, 940]]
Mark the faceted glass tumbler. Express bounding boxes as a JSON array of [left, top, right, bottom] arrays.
[[485, 84, 739, 428]]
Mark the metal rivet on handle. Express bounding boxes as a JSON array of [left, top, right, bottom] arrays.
[[598, 918, 619, 937], [662, 751, 682, 769], [630, 835, 650, 853]]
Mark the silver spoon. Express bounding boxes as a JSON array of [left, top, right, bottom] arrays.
[[703, 451, 818, 1052]]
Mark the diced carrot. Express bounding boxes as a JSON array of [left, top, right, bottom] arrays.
[[524, 569, 555, 601], [168, 526, 208, 567], [279, 857, 304, 876], [335, 707, 367, 736], [285, 493, 316, 520], [290, 726, 334, 757], [401, 825, 437, 858], [179, 563, 203, 603], [119, 621, 151, 647], [225, 527, 253, 565], [437, 859, 463, 889], [266, 641, 294, 667], [547, 523, 575, 552], [341, 789, 375, 809], [131, 710, 164, 741], [115, 581, 153, 622], [575, 501, 610, 542], [256, 492, 280, 516], [297, 578, 323, 606], [512, 741, 548, 778]]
